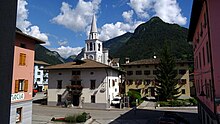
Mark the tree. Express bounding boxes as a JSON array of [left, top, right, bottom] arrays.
[[155, 42, 182, 101]]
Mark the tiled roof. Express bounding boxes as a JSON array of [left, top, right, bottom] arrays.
[[43, 59, 122, 72], [16, 30, 45, 44], [122, 58, 193, 66], [34, 60, 50, 65], [122, 59, 160, 65]]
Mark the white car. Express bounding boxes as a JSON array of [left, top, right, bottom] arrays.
[[111, 97, 121, 105]]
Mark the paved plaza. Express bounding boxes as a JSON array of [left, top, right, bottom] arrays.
[[32, 101, 200, 124]]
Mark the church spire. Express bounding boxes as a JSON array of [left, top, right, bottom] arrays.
[[89, 15, 98, 39]]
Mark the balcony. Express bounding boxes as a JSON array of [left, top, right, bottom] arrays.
[[66, 85, 83, 95]]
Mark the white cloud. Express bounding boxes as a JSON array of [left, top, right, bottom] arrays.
[[58, 40, 68, 46], [99, 21, 143, 41], [52, 0, 101, 32], [122, 10, 134, 23], [127, 0, 187, 25], [17, 0, 50, 46], [154, 0, 187, 25], [27, 26, 50, 45], [128, 0, 154, 19], [50, 46, 83, 58]]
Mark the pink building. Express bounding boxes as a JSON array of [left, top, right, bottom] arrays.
[[10, 28, 44, 124], [188, 0, 220, 124]]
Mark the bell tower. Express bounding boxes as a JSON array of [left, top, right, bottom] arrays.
[[84, 15, 103, 63]]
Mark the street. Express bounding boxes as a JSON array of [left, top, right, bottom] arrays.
[[32, 103, 200, 124]]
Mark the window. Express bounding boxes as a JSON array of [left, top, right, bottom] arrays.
[[90, 72, 94, 75], [205, 79, 210, 99], [109, 79, 111, 87], [57, 94, 62, 102], [91, 95, 95, 103], [154, 65, 158, 69], [179, 69, 186, 75], [57, 80, 62, 89], [58, 73, 62, 75], [206, 42, 210, 63], [98, 43, 101, 51], [153, 70, 158, 75], [145, 65, 149, 68], [90, 80, 96, 89], [197, 32, 200, 43], [204, 13, 207, 28], [144, 70, 151, 75], [72, 71, 80, 75], [136, 70, 142, 75], [127, 71, 133, 75], [209, 79, 213, 101], [200, 22, 203, 37], [195, 56, 198, 69], [181, 89, 185, 94], [202, 47, 205, 66], [90, 42, 93, 51], [37, 72, 41, 75], [180, 63, 184, 67], [128, 66, 132, 68], [19, 53, 26, 66], [137, 65, 140, 68], [93, 43, 96, 50], [179, 79, 186, 85], [15, 79, 28, 93], [199, 52, 202, 69], [20, 43, 26, 48], [112, 80, 115, 87], [36, 78, 40, 81], [16, 107, 22, 123]]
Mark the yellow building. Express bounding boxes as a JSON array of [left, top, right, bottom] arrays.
[[121, 58, 192, 99]]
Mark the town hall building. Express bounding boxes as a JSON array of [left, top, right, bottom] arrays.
[[45, 15, 123, 109]]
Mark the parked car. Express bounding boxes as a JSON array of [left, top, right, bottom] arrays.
[[158, 111, 190, 124], [111, 97, 121, 105]]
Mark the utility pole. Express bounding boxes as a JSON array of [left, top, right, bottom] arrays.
[[0, 1, 17, 123]]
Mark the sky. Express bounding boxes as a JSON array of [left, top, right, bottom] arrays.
[[16, 0, 193, 58]]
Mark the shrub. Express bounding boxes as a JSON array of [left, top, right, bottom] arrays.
[[158, 101, 170, 107], [65, 115, 76, 123], [188, 98, 198, 105], [76, 114, 87, 123]]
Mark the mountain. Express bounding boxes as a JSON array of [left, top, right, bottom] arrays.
[[103, 32, 133, 56], [35, 44, 65, 65], [75, 16, 193, 63], [111, 17, 193, 62], [64, 55, 77, 62]]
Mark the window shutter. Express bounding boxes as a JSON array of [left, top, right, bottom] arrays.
[[19, 54, 22, 65], [19, 53, 26, 65], [23, 54, 26, 65], [24, 80, 28, 92], [15, 80, 19, 93]]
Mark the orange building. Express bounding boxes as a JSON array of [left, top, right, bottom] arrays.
[[10, 28, 44, 124]]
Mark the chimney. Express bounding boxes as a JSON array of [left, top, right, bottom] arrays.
[[125, 57, 130, 64]]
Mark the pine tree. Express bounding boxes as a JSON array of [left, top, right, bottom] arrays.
[[155, 42, 182, 101]]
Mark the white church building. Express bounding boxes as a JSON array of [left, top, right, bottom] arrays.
[[45, 15, 123, 109], [84, 15, 109, 65]]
